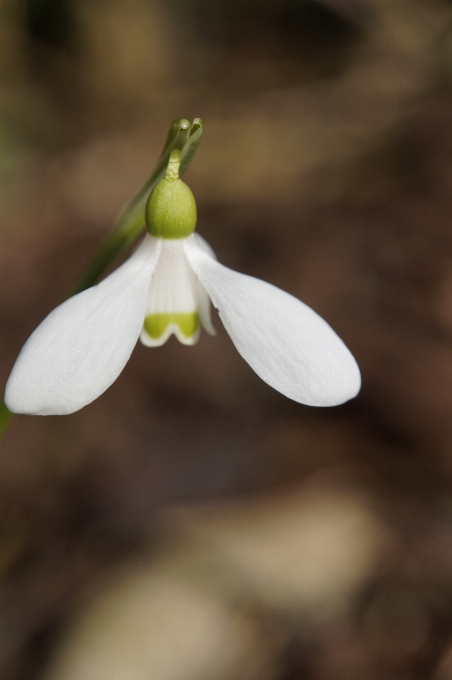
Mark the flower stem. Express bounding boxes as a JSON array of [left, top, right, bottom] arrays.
[[1, 118, 204, 436]]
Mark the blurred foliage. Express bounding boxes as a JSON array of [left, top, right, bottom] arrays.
[[24, 0, 77, 52]]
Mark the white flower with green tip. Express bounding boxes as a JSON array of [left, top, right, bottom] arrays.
[[5, 151, 361, 416]]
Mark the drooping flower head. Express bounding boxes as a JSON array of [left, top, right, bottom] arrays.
[[5, 148, 361, 415], [140, 149, 214, 348]]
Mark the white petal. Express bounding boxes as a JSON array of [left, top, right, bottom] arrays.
[[192, 235, 216, 335], [184, 234, 361, 406], [197, 279, 216, 336], [140, 239, 201, 347], [195, 233, 217, 260], [5, 235, 161, 415]]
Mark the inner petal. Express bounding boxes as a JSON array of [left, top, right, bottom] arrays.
[[140, 240, 200, 347]]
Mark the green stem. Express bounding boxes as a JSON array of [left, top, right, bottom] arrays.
[[1, 117, 204, 437]]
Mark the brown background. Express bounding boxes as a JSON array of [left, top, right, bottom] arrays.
[[3, 1, 452, 678]]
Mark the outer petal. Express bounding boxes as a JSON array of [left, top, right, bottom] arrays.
[[5, 236, 162, 415], [197, 279, 216, 336], [190, 234, 217, 335], [184, 235, 361, 406]]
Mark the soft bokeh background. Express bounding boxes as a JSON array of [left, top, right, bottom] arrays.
[[3, 0, 452, 678]]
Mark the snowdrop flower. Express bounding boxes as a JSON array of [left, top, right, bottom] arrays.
[[5, 151, 360, 416]]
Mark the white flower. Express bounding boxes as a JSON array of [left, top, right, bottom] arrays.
[[4, 231, 361, 416], [5, 149, 361, 415]]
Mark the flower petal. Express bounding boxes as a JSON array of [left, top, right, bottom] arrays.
[[5, 235, 162, 415], [190, 235, 217, 335], [194, 233, 217, 260], [140, 240, 201, 347], [184, 234, 361, 406], [197, 279, 216, 336]]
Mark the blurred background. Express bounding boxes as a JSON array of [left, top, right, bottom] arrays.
[[2, 0, 452, 678]]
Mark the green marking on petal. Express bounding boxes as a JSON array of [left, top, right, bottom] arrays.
[[144, 312, 200, 340]]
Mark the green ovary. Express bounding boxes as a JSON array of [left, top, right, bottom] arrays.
[[144, 312, 199, 339], [146, 178, 197, 239]]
